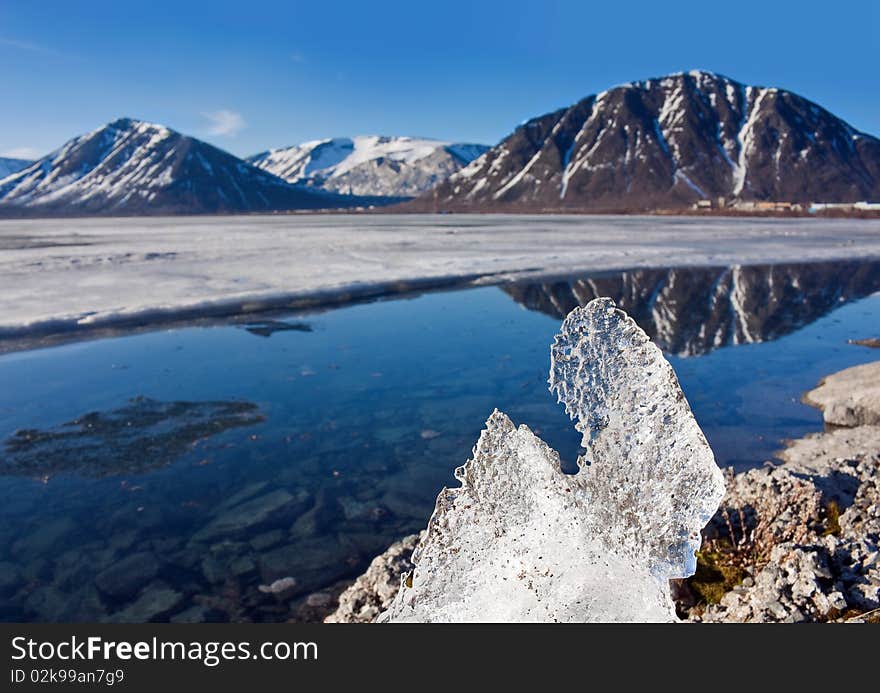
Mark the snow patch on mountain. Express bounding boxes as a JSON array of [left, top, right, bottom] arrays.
[[248, 136, 488, 197]]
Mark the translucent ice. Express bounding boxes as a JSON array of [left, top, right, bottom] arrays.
[[379, 298, 724, 622]]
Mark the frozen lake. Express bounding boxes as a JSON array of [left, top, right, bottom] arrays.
[[1, 252, 880, 622], [2, 213, 880, 350]]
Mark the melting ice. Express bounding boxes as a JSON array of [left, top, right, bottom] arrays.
[[379, 298, 725, 622]]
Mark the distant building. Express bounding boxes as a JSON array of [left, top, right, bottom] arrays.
[[810, 201, 880, 213], [692, 197, 728, 210], [732, 200, 802, 212]]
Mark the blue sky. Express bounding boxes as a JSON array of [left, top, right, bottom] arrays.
[[1, 0, 878, 159]]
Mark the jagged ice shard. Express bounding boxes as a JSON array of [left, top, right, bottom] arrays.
[[379, 298, 725, 622]]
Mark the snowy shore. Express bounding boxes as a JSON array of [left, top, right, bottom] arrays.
[[2, 214, 880, 348]]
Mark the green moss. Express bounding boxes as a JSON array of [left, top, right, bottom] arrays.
[[822, 501, 842, 537], [687, 547, 748, 605]]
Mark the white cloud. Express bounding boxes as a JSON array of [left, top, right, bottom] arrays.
[[0, 37, 49, 52], [0, 36, 71, 59], [2, 147, 42, 160], [202, 110, 246, 137], [290, 51, 306, 63]]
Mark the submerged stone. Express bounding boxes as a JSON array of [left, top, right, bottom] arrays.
[[1, 396, 264, 478], [94, 551, 161, 600], [169, 605, 211, 623], [12, 517, 77, 557], [103, 584, 185, 623], [249, 529, 286, 551], [194, 488, 311, 540]]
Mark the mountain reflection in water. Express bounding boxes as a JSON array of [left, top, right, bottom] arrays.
[[504, 259, 880, 356]]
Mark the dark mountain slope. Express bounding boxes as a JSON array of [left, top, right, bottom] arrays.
[[416, 71, 880, 211]]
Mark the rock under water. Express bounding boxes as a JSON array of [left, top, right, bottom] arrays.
[[1, 396, 264, 478]]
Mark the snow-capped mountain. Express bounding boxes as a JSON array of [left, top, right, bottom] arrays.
[[505, 259, 880, 356], [415, 71, 880, 211], [248, 136, 488, 198], [0, 118, 361, 217], [0, 157, 33, 179]]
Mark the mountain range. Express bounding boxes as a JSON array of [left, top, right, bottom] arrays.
[[0, 119, 365, 217], [415, 70, 880, 212], [248, 136, 487, 198], [1, 70, 878, 217]]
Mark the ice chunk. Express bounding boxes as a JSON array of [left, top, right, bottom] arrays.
[[379, 298, 724, 622], [549, 297, 725, 580]]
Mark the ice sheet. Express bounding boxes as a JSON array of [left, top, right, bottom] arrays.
[[1, 214, 878, 340]]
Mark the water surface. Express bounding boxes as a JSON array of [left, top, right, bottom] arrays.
[[1, 258, 879, 622]]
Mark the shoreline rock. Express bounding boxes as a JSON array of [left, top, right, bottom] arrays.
[[802, 361, 880, 427], [686, 361, 880, 622], [324, 534, 421, 623], [686, 440, 879, 622]]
